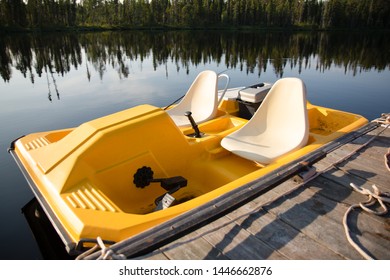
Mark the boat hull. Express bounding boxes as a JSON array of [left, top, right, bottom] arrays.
[[9, 99, 368, 255]]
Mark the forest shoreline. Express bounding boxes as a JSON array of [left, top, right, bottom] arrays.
[[2, 24, 389, 34], [2, 1, 389, 34]]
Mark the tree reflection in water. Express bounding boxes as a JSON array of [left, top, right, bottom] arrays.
[[1, 31, 389, 98]]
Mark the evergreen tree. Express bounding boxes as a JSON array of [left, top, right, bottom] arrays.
[[0, 0, 389, 30]]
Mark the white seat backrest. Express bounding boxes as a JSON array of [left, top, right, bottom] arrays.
[[167, 70, 219, 127], [249, 77, 308, 140], [221, 77, 309, 164]]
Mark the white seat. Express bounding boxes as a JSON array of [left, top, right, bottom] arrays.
[[167, 70, 229, 127], [221, 77, 309, 165]]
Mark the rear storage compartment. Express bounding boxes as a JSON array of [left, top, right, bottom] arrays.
[[237, 83, 272, 119]]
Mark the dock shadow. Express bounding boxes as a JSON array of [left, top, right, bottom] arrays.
[[203, 168, 380, 260]]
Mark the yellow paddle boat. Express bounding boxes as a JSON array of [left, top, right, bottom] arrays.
[[9, 71, 368, 255]]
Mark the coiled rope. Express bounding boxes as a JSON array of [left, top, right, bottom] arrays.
[[76, 237, 126, 260], [342, 114, 390, 260], [343, 183, 390, 260]]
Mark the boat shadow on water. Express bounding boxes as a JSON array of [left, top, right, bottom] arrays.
[[22, 198, 74, 260]]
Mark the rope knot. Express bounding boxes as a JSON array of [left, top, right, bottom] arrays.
[[75, 237, 126, 260], [344, 183, 390, 260], [97, 237, 126, 260], [350, 183, 390, 215]]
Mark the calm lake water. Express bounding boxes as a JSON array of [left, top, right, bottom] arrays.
[[1, 30, 389, 259]]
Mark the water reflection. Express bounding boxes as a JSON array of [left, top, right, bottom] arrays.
[[1, 31, 389, 88]]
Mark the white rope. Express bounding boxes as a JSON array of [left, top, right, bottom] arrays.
[[375, 113, 390, 124], [75, 244, 99, 260], [385, 148, 390, 172], [75, 237, 126, 260], [341, 118, 389, 260], [343, 184, 390, 260]]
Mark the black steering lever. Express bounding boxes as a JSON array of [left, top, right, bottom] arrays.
[[184, 111, 202, 138]]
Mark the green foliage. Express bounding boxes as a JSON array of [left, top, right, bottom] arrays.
[[0, 0, 389, 30]]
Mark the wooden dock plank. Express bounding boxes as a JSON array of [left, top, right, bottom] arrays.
[[230, 173, 388, 260], [195, 215, 287, 259], [305, 171, 388, 226], [345, 208, 390, 260], [328, 146, 390, 178], [158, 230, 229, 260], [260, 184, 364, 259], [305, 181, 390, 257], [322, 126, 390, 189], [226, 202, 344, 259], [132, 250, 169, 260]]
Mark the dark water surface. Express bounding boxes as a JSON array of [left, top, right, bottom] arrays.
[[1, 30, 389, 259]]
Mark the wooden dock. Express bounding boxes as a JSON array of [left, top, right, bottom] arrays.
[[134, 123, 390, 260]]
